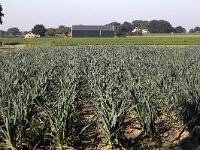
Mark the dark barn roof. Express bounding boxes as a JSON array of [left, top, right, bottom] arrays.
[[72, 25, 114, 31]]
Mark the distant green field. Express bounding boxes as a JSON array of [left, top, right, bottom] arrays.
[[1, 34, 200, 47]]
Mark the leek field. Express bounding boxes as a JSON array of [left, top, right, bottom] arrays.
[[1, 45, 200, 149]]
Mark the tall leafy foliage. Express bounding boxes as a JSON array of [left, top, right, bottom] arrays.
[[0, 3, 4, 24]]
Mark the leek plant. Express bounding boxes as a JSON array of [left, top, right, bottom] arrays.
[[0, 45, 200, 149], [88, 55, 130, 147]]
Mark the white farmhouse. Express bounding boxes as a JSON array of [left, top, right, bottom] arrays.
[[141, 29, 150, 34], [132, 27, 141, 33], [132, 27, 150, 35]]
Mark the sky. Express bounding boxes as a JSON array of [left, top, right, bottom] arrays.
[[0, 0, 199, 31]]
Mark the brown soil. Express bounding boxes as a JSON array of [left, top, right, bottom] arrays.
[[0, 80, 198, 150]]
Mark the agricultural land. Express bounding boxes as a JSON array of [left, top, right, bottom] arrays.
[[1, 34, 200, 149]]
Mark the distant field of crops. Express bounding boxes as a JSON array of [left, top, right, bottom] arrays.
[[0, 33, 200, 47], [0, 45, 200, 149]]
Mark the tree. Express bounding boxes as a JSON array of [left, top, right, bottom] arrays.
[[108, 22, 122, 36], [122, 21, 133, 35], [194, 26, 200, 33], [32, 24, 47, 37], [189, 29, 194, 33], [132, 20, 149, 29], [0, 30, 6, 37], [114, 25, 123, 36], [7, 27, 20, 37], [148, 20, 175, 33], [189, 27, 200, 33], [0, 3, 4, 24], [45, 28, 56, 37], [122, 21, 132, 32], [175, 26, 186, 33], [108, 22, 121, 28], [55, 25, 70, 35]]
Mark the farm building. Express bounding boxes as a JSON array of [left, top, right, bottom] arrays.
[[24, 32, 40, 38], [141, 29, 150, 34], [71, 25, 114, 37], [132, 27, 150, 35], [67, 31, 72, 37]]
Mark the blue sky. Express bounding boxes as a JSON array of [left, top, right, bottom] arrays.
[[0, 0, 199, 31]]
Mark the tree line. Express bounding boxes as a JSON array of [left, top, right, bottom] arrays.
[[0, 25, 71, 38], [0, 4, 200, 37], [109, 20, 200, 36], [1, 22, 200, 38]]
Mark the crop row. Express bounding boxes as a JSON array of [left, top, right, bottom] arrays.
[[0, 45, 200, 149]]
